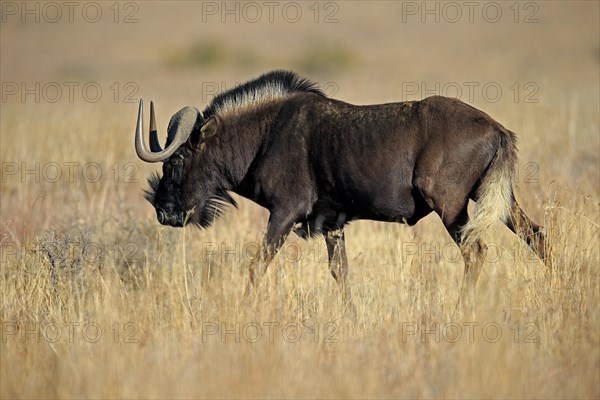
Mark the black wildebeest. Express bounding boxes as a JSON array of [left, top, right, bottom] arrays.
[[135, 70, 547, 303]]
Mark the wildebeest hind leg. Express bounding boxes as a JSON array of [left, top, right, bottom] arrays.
[[415, 175, 485, 306], [441, 205, 486, 308], [420, 192, 485, 306]]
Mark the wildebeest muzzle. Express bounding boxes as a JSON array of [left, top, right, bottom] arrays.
[[156, 207, 186, 227]]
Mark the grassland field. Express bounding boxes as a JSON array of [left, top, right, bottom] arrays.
[[0, 2, 599, 398]]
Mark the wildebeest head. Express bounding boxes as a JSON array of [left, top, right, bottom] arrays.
[[135, 100, 234, 228]]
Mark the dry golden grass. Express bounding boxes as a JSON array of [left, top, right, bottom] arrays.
[[1, 2, 599, 399]]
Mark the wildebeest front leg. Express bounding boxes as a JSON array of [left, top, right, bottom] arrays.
[[325, 229, 353, 307], [247, 211, 297, 289]]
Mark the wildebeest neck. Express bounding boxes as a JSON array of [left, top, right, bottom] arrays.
[[206, 100, 284, 193]]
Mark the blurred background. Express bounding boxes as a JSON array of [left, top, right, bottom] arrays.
[[1, 1, 598, 233], [1, 2, 598, 398]]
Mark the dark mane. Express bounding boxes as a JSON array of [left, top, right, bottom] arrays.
[[202, 70, 325, 118]]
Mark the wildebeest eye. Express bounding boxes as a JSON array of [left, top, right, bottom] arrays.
[[171, 160, 183, 184]]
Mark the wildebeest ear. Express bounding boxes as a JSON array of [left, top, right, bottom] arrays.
[[200, 117, 218, 140], [189, 117, 218, 149]]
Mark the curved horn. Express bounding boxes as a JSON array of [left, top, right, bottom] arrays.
[[135, 100, 195, 163], [149, 101, 162, 153]]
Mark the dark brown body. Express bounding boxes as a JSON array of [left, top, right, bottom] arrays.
[[236, 95, 498, 232], [137, 71, 547, 307]]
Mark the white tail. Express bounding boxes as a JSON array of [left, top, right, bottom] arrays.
[[460, 133, 515, 246]]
